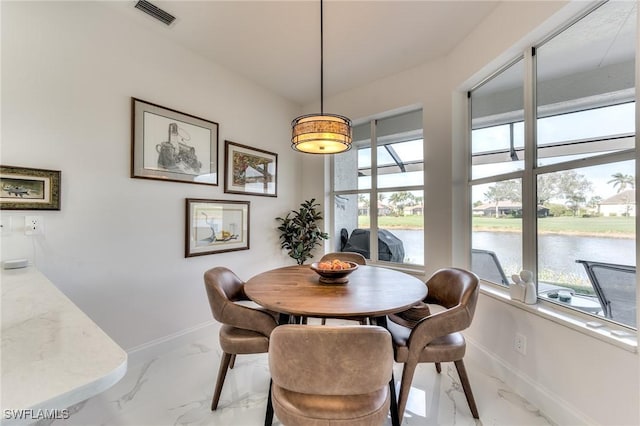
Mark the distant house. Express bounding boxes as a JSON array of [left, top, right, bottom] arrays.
[[377, 202, 393, 216], [473, 201, 518, 217], [473, 201, 549, 217], [599, 190, 636, 217], [403, 204, 424, 215], [357, 202, 368, 216], [358, 201, 393, 216]]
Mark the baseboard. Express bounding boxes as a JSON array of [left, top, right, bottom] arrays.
[[466, 336, 596, 425], [126, 320, 219, 368]]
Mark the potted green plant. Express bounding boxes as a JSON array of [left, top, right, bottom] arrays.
[[276, 199, 329, 265]]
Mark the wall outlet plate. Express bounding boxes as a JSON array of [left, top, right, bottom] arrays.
[[514, 332, 527, 355], [25, 215, 44, 235]]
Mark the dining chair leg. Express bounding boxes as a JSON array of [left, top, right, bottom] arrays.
[[229, 354, 236, 369], [321, 318, 327, 325], [397, 359, 418, 421], [265, 378, 274, 426], [278, 313, 290, 325], [435, 362, 441, 373], [389, 373, 400, 426], [211, 352, 232, 410], [373, 315, 388, 328], [454, 359, 479, 419]]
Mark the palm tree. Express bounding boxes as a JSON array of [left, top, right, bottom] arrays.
[[607, 173, 635, 216], [607, 173, 635, 193], [389, 191, 415, 216]]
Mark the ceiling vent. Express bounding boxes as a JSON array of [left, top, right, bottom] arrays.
[[134, 0, 176, 26]]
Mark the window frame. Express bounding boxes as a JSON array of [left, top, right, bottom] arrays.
[[330, 113, 425, 270], [468, 1, 638, 333]]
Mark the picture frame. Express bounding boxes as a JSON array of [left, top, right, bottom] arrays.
[[185, 198, 250, 257], [131, 98, 219, 185], [224, 140, 277, 197], [0, 165, 61, 210]]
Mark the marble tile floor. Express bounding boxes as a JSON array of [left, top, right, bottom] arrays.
[[47, 322, 554, 426]]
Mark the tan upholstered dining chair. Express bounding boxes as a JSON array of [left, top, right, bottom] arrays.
[[268, 325, 397, 426], [387, 268, 480, 420], [204, 266, 278, 410], [319, 251, 367, 265]]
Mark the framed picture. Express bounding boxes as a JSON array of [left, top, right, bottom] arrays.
[[131, 98, 219, 185], [224, 140, 277, 197], [186, 198, 250, 257], [0, 165, 61, 210]]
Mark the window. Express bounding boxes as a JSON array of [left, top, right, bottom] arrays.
[[471, 58, 525, 283], [470, 1, 637, 329], [332, 110, 424, 266]]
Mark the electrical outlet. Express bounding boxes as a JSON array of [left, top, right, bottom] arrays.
[[514, 332, 527, 355], [0, 216, 11, 235], [24, 215, 44, 235]]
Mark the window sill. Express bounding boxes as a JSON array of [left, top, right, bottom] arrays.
[[369, 261, 426, 278], [480, 281, 638, 353]]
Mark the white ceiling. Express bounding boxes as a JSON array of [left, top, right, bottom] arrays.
[[104, 1, 501, 106]]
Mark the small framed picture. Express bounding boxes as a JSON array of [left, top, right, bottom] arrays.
[[186, 198, 250, 257], [224, 140, 277, 197], [0, 165, 61, 210], [131, 98, 219, 185]]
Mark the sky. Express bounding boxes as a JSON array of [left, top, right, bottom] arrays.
[[471, 102, 635, 203]]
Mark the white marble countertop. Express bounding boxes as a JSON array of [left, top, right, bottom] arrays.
[[1, 267, 127, 424]]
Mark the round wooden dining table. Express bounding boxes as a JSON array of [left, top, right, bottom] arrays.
[[245, 264, 427, 321]]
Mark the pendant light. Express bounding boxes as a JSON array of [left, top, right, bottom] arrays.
[[291, 0, 352, 154]]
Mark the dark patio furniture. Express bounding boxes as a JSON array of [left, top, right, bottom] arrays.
[[471, 248, 510, 286], [341, 228, 405, 263], [576, 260, 636, 328]]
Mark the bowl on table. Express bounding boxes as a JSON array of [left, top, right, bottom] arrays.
[[310, 261, 359, 284]]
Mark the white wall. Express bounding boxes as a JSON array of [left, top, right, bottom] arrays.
[[469, 295, 638, 426], [308, 1, 639, 424], [1, 1, 301, 350]]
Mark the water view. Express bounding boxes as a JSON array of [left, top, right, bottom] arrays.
[[474, 231, 635, 285], [388, 229, 635, 288]]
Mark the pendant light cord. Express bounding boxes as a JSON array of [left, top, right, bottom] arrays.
[[320, 0, 324, 115]]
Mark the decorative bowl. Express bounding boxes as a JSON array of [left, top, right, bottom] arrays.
[[310, 261, 359, 284]]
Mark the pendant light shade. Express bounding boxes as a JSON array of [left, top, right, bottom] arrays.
[[291, 113, 352, 154], [291, 0, 352, 154]]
